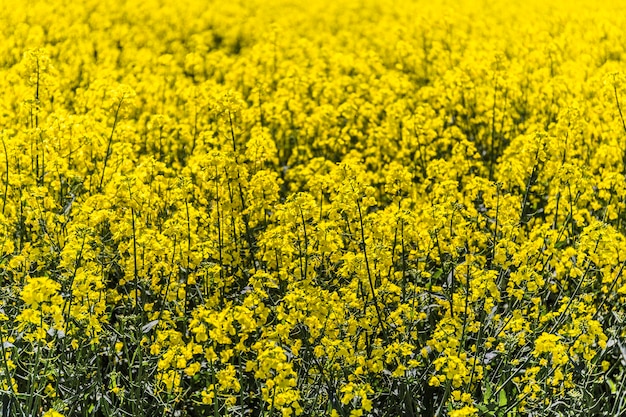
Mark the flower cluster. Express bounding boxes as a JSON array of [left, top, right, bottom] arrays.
[[1, 0, 626, 416]]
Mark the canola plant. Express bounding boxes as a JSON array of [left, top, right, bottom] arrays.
[[1, 0, 626, 416]]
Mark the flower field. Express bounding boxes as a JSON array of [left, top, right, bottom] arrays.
[[2, 0, 626, 415]]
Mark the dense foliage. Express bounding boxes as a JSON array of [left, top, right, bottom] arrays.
[[2, 0, 626, 416]]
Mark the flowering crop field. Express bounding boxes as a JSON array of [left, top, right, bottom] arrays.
[[3, 0, 626, 416]]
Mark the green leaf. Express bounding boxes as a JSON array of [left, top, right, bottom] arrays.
[[499, 390, 507, 407], [484, 383, 493, 402], [433, 269, 443, 280], [477, 404, 496, 417], [554, 240, 568, 249], [608, 377, 617, 394]]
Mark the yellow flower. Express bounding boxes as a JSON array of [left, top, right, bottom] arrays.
[[184, 362, 202, 377], [42, 410, 65, 417], [450, 406, 479, 417]]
